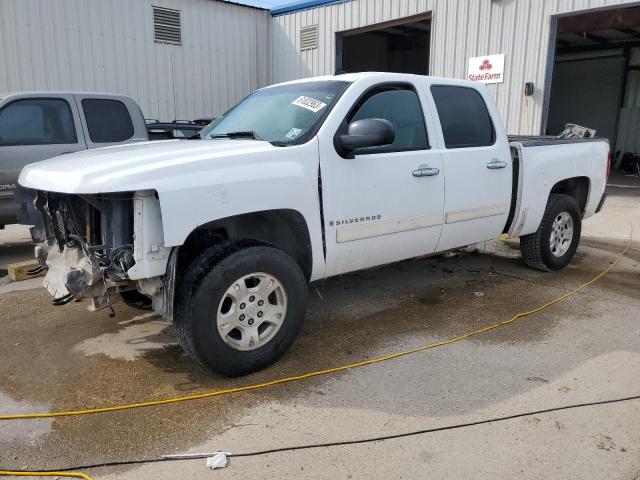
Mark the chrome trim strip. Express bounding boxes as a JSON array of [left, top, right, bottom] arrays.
[[445, 204, 508, 224], [336, 213, 443, 243]]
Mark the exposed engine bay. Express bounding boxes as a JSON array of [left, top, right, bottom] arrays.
[[32, 190, 172, 314]]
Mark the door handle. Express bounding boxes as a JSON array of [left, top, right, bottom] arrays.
[[412, 165, 440, 177], [486, 159, 508, 169]]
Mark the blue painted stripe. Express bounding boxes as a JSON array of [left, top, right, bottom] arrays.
[[271, 0, 349, 16]]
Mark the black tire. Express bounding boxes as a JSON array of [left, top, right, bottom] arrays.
[[174, 240, 308, 376], [520, 193, 582, 271], [120, 290, 153, 311]]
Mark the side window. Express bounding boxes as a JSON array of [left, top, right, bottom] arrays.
[[349, 87, 428, 153], [0, 98, 77, 146], [430, 85, 495, 149], [82, 99, 134, 143]]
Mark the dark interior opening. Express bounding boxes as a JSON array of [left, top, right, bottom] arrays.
[[338, 17, 430, 75], [547, 5, 640, 173]]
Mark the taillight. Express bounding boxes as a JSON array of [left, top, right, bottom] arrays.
[[606, 151, 612, 181]]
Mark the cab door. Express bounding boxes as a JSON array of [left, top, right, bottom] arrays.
[[0, 94, 86, 224], [318, 81, 445, 277], [0, 95, 85, 186], [429, 84, 513, 251]]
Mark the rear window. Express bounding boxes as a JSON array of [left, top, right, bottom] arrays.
[[0, 98, 77, 146], [430, 85, 495, 149], [82, 99, 134, 143]]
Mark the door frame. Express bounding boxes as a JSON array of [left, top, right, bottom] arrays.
[[541, 2, 640, 135], [334, 12, 432, 75]]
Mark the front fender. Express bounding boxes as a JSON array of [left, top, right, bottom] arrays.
[[154, 142, 325, 280]]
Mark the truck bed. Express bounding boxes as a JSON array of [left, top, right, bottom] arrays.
[[506, 135, 609, 240]]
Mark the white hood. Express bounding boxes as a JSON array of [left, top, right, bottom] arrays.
[[19, 139, 278, 194]]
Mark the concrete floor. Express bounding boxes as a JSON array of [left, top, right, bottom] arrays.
[[0, 182, 638, 479]]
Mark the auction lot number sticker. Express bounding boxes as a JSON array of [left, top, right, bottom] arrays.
[[292, 96, 327, 113]]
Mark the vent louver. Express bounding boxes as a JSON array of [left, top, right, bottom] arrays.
[[153, 6, 181, 45], [300, 25, 319, 51]]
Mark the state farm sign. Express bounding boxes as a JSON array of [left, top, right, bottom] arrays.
[[468, 54, 505, 84]]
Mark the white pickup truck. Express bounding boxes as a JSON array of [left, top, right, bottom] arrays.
[[19, 73, 610, 376]]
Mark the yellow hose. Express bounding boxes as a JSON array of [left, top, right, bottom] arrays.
[[0, 225, 632, 423], [0, 471, 93, 480]]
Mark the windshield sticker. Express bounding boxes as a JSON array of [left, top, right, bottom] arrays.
[[285, 127, 303, 140], [292, 96, 327, 113]]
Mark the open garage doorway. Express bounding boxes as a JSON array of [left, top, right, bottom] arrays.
[[546, 4, 640, 175], [336, 14, 431, 75]]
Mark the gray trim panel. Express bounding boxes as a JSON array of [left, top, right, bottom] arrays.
[[508, 135, 609, 147]]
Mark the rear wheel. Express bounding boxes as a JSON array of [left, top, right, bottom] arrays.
[[520, 193, 582, 271], [174, 241, 308, 376]]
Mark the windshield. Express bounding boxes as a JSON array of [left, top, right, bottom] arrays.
[[200, 81, 350, 146]]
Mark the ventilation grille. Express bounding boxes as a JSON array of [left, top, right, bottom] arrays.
[[300, 25, 319, 51], [153, 6, 181, 44]]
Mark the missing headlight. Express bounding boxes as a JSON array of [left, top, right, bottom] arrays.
[[34, 191, 137, 309]]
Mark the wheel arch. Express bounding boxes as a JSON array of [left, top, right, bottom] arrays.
[[550, 176, 590, 216], [177, 209, 313, 282]]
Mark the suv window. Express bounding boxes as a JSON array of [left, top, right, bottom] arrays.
[[430, 85, 495, 149], [0, 98, 77, 146], [82, 99, 134, 143], [348, 86, 428, 153]]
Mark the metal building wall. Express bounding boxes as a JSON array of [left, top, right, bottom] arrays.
[[271, 0, 638, 135], [0, 0, 270, 121]]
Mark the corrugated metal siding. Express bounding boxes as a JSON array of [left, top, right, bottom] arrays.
[[270, 0, 434, 81], [271, 0, 639, 135], [2, 0, 638, 132], [0, 0, 270, 121]]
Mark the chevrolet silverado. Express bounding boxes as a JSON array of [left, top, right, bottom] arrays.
[[18, 73, 610, 375]]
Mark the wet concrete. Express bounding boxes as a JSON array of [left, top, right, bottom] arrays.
[[0, 393, 52, 445], [0, 183, 639, 479]]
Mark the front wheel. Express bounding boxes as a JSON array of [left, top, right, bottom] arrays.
[[520, 193, 582, 271], [173, 241, 308, 376]]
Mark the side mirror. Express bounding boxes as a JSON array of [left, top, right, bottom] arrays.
[[338, 118, 395, 154]]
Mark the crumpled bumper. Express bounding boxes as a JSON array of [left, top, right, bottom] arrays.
[[41, 245, 102, 301]]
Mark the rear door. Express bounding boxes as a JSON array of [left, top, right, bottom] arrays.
[[74, 94, 148, 148], [429, 84, 513, 251], [0, 94, 86, 223], [319, 80, 445, 277]]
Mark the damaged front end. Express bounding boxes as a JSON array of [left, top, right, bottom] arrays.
[[32, 190, 172, 315]]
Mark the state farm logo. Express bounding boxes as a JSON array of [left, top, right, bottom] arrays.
[[479, 59, 492, 71], [468, 54, 504, 83]]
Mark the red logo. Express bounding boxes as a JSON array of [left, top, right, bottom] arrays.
[[479, 59, 493, 71]]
